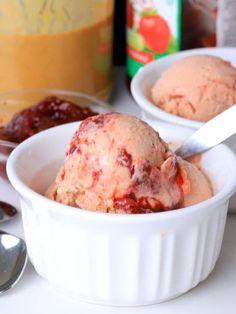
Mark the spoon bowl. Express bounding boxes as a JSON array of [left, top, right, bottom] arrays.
[[0, 231, 27, 293]]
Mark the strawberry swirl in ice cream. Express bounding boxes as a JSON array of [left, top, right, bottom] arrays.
[[46, 113, 212, 214]]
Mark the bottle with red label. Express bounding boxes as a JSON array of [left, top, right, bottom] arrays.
[[126, 0, 181, 79], [126, 0, 236, 81]]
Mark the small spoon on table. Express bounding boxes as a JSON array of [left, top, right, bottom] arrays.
[[0, 141, 27, 293], [0, 139, 17, 149], [175, 105, 236, 158], [0, 202, 26, 294], [0, 139, 18, 223], [0, 231, 27, 293], [0, 201, 18, 223]]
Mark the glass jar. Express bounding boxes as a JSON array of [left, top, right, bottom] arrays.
[[181, 0, 217, 49], [126, 0, 236, 80], [0, 0, 114, 100], [182, 0, 236, 49]]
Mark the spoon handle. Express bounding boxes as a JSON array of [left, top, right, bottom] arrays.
[[0, 201, 18, 223], [175, 105, 236, 159], [0, 139, 17, 148]]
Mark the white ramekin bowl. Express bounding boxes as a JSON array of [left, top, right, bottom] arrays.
[[7, 121, 236, 306], [131, 47, 236, 212]]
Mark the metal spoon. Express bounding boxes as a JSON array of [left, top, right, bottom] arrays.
[[0, 175, 26, 293], [0, 138, 18, 223], [0, 231, 27, 293], [0, 139, 17, 149], [0, 146, 18, 225], [175, 105, 236, 159], [0, 143, 25, 292], [0, 201, 18, 223]]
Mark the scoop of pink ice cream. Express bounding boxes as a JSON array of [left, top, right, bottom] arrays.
[[46, 113, 212, 213], [177, 157, 212, 207], [151, 55, 236, 122]]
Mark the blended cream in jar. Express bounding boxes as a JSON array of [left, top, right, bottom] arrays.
[[0, 0, 113, 103]]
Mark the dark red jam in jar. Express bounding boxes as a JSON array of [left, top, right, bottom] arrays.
[[0, 96, 98, 143]]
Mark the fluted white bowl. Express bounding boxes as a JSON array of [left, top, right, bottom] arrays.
[[7, 121, 236, 306]]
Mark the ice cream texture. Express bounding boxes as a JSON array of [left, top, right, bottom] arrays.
[[46, 113, 212, 213], [152, 55, 236, 122]]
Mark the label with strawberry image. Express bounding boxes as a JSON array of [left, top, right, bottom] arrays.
[[126, 0, 181, 78]]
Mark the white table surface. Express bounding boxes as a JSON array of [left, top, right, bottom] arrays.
[[1, 67, 236, 314]]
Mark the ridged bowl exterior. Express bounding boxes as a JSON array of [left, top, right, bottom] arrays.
[[20, 196, 228, 306]]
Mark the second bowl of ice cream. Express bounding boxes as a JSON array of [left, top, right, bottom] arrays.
[[131, 47, 236, 126], [131, 47, 236, 211], [7, 113, 236, 306]]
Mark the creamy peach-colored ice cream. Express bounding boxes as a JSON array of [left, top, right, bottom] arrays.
[[46, 113, 212, 213], [152, 55, 236, 122]]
